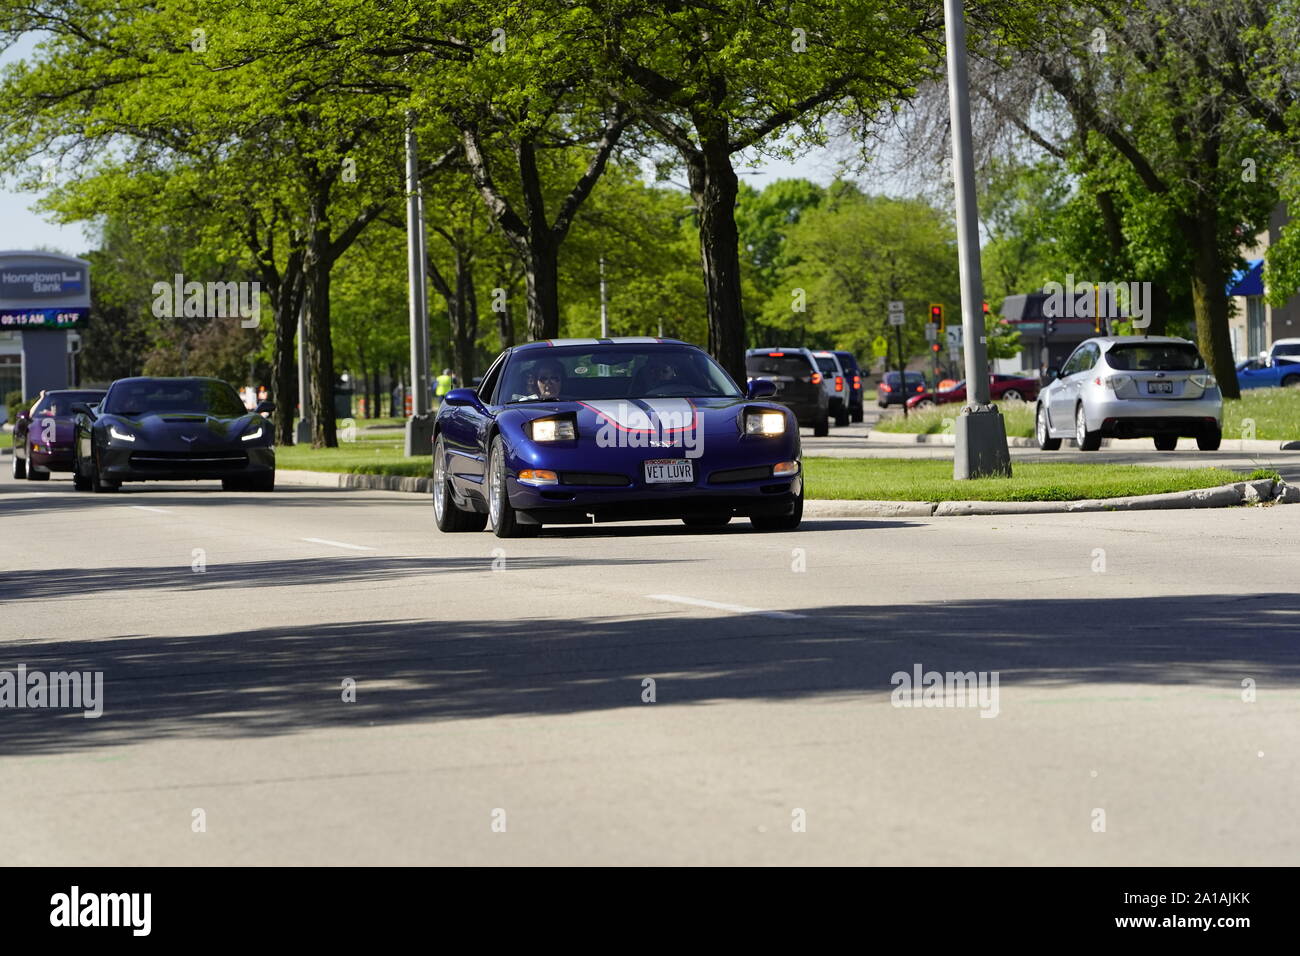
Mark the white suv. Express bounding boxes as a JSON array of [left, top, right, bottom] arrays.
[[1036, 336, 1223, 451]]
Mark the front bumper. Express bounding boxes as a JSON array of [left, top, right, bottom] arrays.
[[29, 446, 75, 471], [99, 444, 275, 482], [508, 464, 803, 524]]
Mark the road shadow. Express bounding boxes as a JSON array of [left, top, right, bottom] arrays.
[[3, 593, 1297, 755]]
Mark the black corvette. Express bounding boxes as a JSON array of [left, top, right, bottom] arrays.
[[72, 377, 275, 492]]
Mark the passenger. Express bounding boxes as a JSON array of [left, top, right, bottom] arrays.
[[531, 360, 565, 400]]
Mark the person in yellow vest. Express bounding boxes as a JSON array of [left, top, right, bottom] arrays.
[[435, 369, 455, 405]]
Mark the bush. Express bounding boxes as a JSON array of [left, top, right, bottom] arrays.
[[5, 390, 37, 424]]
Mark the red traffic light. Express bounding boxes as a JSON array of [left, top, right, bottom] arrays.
[[931, 343, 940, 353]]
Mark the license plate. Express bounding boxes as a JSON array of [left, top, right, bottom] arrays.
[[1148, 382, 1173, 394], [644, 459, 693, 483]]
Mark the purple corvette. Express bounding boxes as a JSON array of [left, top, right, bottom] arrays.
[[432, 339, 803, 537], [10, 389, 106, 481]]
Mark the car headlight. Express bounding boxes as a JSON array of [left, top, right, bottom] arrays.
[[527, 417, 576, 441], [108, 425, 135, 443], [744, 410, 786, 436], [1189, 373, 1217, 389], [241, 425, 264, 442]]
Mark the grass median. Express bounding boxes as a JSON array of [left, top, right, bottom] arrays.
[[277, 436, 1263, 502], [873, 387, 1300, 441]]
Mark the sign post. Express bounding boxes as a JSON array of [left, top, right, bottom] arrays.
[[888, 301, 907, 418]]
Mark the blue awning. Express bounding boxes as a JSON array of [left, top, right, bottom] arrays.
[[1227, 259, 1264, 296]]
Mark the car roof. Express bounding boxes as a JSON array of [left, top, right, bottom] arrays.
[[1085, 335, 1195, 348], [110, 376, 230, 384], [1271, 337, 1300, 347], [512, 338, 686, 352], [40, 387, 105, 394]]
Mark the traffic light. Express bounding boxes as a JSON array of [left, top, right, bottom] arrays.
[[982, 301, 990, 319], [1046, 318, 1057, 337], [930, 303, 944, 332], [931, 343, 941, 353]]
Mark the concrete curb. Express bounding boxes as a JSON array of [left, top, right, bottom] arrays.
[[277, 470, 1288, 517], [866, 431, 1300, 452]]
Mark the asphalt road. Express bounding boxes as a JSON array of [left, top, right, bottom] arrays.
[[2, 467, 1297, 865]]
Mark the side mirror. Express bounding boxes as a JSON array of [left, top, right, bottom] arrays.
[[1045, 367, 1060, 381], [70, 402, 96, 420], [442, 387, 480, 408], [746, 379, 777, 399], [255, 400, 276, 414]]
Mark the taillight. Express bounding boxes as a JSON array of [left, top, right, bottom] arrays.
[[853, 375, 861, 389], [880, 383, 892, 393], [835, 375, 843, 392], [915, 385, 924, 393], [811, 372, 823, 385]]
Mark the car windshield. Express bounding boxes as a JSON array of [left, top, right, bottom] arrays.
[[33, 391, 104, 417], [501, 346, 742, 403], [747, 354, 811, 378], [104, 379, 247, 417], [1274, 343, 1300, 358], [885, 372, 926, 385], [1105, 344, 1205, 371]]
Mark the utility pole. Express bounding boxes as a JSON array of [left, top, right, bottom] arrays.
[[295, 301, 311, 445], [599, 256, 609, 338], [404, 113, 434, 456], [944, 0, 1011, 478]]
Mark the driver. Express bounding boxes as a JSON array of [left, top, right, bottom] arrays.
[[530, 359, 565, 400]]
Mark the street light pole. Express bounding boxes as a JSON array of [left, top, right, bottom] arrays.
[[599, 256, 609, 338], [944, 0, 1011, 479], [404, 112, 434, 456]]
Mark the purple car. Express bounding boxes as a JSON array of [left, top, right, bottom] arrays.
[[11, 389, 107, 481], [432, 339, 803, 537]]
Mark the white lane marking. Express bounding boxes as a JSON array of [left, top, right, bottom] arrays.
[[646, 594, 805, 620], [302, 537, 378, 552], [129, 505, 171, 513]]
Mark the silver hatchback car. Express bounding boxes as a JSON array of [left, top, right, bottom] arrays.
[[1036, 336, 1223, 451]]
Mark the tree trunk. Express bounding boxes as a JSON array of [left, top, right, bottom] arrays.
[[686, 137, 747, 384], [522, 239, 560, 341], [387, 361, 399, 416], [1187, 210, 1240, 399], [302, 219, 338, 447], [268, 286, 298, 445]]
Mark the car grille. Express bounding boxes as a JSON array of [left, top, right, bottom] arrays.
[[709, 465, 772, 483], [129, 452, 248, 470], [559, 471, 630, 486]]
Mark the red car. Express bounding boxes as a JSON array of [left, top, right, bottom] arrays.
[[11, 389, 107, 480], [906, 374, 1040, 409]]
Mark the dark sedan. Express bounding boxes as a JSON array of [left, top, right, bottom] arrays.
[[11, 389, 107, 480], [907, 374, 1041, 409], [73, 377, 276, 492]]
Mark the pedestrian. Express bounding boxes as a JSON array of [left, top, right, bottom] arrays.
[[435, 368, 455, 404]]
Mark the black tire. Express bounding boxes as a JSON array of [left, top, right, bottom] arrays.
[[1036, 404, 1061, 451], [72, 456, 91, 491], [835, 408, 850, 427], [851, 407, 864, 423], [487, 435, 539, 538], [1074, 405, 1101, 451], [1002, 388, 1023, 401], [433, 435, 488, 532], [683, 516, 731, 529], [1153, 434, 1178, 451], [222, 477, 246, 491], [750, 479, 804, 532], [1197, 427, 1222, 451], [1282, 375, 1300, 388], [813, 412, 829, 437], [90, 450, 118, 493], [11, 448, 26, 479], [27, 465, 49, 481]]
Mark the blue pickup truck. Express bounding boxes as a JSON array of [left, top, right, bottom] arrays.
[[1236, 339, 1300, 390]]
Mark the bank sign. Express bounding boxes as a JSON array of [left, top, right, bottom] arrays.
[[0, 254, 91, 328]]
